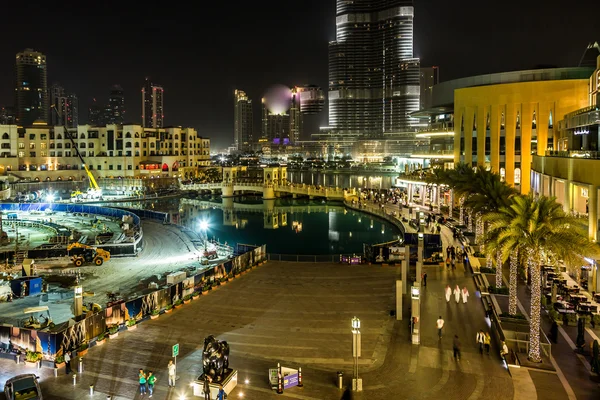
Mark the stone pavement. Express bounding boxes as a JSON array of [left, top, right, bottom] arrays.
[[0, 260, 513, 400]]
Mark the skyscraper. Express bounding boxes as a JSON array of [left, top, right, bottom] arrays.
[[234, 90, 253, 150], [65, 94, 79, 128], [105, 85, 125, 124], [15, 49, 48, 125], [88, 98, 103, 126], [328, 1, 420, 136], [49, 84, 79, 128], [142, 79, 164, 128]]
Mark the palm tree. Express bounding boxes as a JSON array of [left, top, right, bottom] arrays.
[[485, 194, 596, 362]]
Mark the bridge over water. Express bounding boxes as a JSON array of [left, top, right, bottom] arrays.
[[181, 165, 358, 201]]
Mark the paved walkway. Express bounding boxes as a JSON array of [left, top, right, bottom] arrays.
[[0, 260, 513, 400]]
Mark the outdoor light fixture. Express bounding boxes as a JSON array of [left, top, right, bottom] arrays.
[[244, 378, 249, 384], [351, 316, 360, 331], [199, 220, 209, 231]]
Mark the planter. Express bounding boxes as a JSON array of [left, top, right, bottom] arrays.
[[164, 308, 172, 313], [96, 339, 105, 346], [109, 332, 119, 339], [54, 362, 65, 369], [174, 304, 182, 309], [183, 300, 191, 304], [77, 349, 88, 357], [220, 281, 227, 285], [127, 325, 137, 331], [25, 361, 38, 368], [150, 314, 159, 320]]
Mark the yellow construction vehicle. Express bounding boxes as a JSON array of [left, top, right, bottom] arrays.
[[67, 242, 111, 267], [51, 105, 102, 200]]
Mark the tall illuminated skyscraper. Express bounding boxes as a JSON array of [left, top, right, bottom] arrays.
[[142, 78, 164, 128], [15, 49, 48, 125], [234, 90, 253, 150], [328, 0, 420, 137]]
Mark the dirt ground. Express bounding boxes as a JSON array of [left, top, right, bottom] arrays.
[[0, 219, 230, 326]]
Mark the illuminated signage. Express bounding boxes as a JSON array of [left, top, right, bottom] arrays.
[[574, 129, 589, 135]]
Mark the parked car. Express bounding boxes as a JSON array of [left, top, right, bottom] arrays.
[[4, 374, 42, 400]]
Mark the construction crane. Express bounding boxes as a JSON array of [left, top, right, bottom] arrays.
[[50, 106, 102, 200], [67, 242, 111, 266]]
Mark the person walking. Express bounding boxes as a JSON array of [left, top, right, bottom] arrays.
[[436, 316, 444, 339], [500, 340, 509, 363], [422, 272, 428, 287], [147, 371, 156, 398], [168, 360, 176, 387], [64, 351, 72, 375], [446, 256, 451, 269], [461, 286, 470, 304], [138, 369, 147, 396], [453, 335, 461, 360], [203, 375, 212, 400], [484, 332, 491, 354], [453, 285, 460, 303], [476, 330, 485, 354], [445, 285, 452, 303], [216, 384, 226, 400], [451, 258, 456, 270]]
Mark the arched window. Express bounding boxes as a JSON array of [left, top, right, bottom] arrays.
[[174, 134, 179, 140], [80, 143, 86, 148], [125, 132, 132, 138], [2, 133, 8, 139], [500, 168, 506, 182], [134, 142, 140, 148], [135, 132, 140, 138], [514, 168, 521, 185], [150, 142, 155, 148], [162, 163, 169, 172], [57, 134, 63, 140], [80, 133, 86, 139], [125, 142, 132, 148]]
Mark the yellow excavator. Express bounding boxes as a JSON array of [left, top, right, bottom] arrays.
[[67, 242, 111, 267]]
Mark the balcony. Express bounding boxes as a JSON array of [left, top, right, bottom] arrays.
[[545, 150, 600, 159]]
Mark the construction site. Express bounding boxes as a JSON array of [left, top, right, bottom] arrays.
[[0, 201, 233, 330]]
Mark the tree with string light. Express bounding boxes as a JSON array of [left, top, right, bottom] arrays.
[[485, 194, 596, 362]]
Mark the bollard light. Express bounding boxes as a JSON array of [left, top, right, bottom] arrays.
[[89, 384, 94, 395], [54, 367, 58, 377], [73, 374, 77, 385], [78, 358, 83, 373]]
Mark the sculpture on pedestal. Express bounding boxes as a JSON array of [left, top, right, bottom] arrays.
[[202, 335, 230, 382]]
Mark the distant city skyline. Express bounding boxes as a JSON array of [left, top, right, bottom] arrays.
[[0, 0, 597, 149]]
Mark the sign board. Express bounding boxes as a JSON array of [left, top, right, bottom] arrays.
[[389, 247, 405, 261], [172, 343, 179, 358], [283, 373, 299, 389]]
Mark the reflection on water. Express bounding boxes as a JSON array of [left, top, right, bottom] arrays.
[[287, 171, 396, 190], [103, 197, 401, 255]]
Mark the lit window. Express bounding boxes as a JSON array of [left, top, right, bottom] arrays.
[[514, 168, 521, 185]]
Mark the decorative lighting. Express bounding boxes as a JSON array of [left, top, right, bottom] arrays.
[[449, 189, 453, 217], [467, 209, 473, 232], [528, 249, 542, 362], [475, 213, 483, 246], [486, 254, 493, 269], [509, 248, 518, 315], [496, 251, 503, 288], [459, 196, 464, 224]]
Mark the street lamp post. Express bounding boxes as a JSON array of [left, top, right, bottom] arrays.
[[351, 316, 362, 391]]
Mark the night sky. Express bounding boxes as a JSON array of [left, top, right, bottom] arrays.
[[0, 0, 597, 149]]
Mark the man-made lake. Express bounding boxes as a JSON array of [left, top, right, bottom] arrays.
[[108, 197, 401, 255]]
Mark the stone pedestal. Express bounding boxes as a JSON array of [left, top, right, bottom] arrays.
[[194, 370, 238, 398]]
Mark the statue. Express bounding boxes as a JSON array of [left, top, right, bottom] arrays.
[[202, 335, 230, 382]]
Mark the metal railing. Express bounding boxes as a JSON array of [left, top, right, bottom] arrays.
[[545, 150, 600, 159], [267, 253, 347, 263]]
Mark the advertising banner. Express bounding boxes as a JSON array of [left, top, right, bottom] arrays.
[[389, 246, 405, 261], [284, 373, 299, 389]]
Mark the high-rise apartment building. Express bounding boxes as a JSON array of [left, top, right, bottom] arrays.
[[420, 67, 440, 110], [15, 49, 48, 126], [328, 0, 420, 136], [50, 84, 79, 128], [262, 99, 290, 145], [233, 90, 253, 150], [142, 79, 164, 128], [104, 85, 125, 125], [88, 98, 103, 126]]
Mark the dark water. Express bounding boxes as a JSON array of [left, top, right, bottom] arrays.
[[108, 197, 401, 255], [286, 170, 396, 190]]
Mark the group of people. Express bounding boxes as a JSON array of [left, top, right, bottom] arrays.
[[136, 360, 176, 397], [437, 318, 493, 360], [445, 284, 470, 303]]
